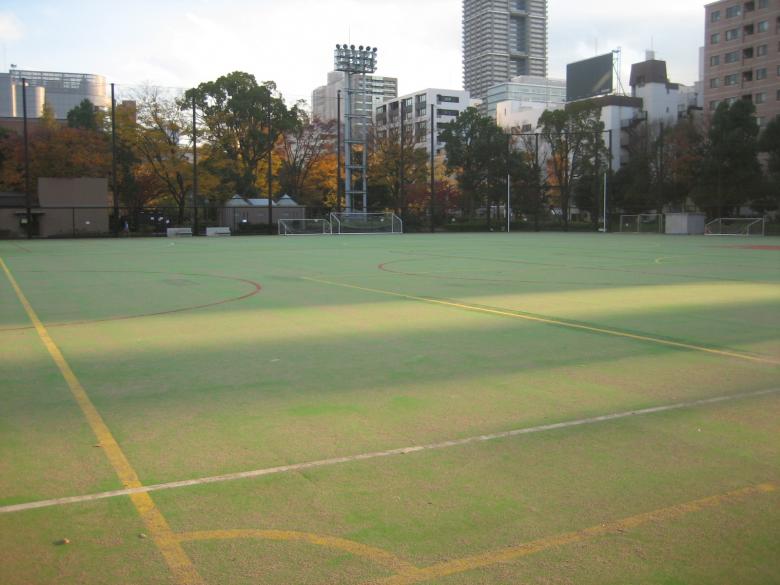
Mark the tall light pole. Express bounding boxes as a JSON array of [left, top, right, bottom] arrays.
[[192, 94, 199, 236], [334, 44, 378, 213], [336, 89, 342, 212], [430, 103, 435, 233], [21, 77, 31, 239], [111, 83, 118, 235]]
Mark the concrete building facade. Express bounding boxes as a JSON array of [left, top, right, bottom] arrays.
[[311, 71, 398, 123], [374, 88, 470, 155], [463, 0, 548, 103], [703, 0, 780, 127], [630, 54, 702, 124], [486, 75, 565, 120], [0, 69, 109, 119]]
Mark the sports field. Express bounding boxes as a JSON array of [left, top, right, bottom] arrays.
[[1, 233, 778, 585]]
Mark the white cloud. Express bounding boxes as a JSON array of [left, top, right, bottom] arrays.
[[0, 12, 24, 42]]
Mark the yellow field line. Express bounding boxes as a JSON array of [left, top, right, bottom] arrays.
[[0, 258, 205, 585], [176, 529, 419, 575], [302, 276, 780, 366], [370, 483, 777, 585]]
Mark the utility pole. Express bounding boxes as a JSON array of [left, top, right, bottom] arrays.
[[111, 83, 119, 235], [267, 107, 273, 233], [336, 90, 342, 212], [399, 99, 405, 220], [430, 103, 435, 233], [22, 77, 31, 239], [506, 133, 511, 233], [192, 94, 199, 236]]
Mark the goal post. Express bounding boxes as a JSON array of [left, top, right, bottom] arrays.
[[278, 219, 333, 236], [329, 212, 403, 235], [705, 217, 766, 237], [619, 213, 664, 234]]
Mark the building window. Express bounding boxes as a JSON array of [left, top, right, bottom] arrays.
[[758, 0, 767, 7], [712, 10, 721, 21], [726, 5, 741, 17], [725, 73, 738, 85], [755, 92, 766, 104], [726, 28, 740, 40], [756, 117, 765, 127], [726, 97, 739, 104], [711, 33, 721, 44], [710, 55, 721, 66], [756, 67, 767, 79], [776, 89, 780, 101], [710, 100, 720, 110], [744, 1, 755, 12], [757, 20, 768, 32], [710, 77, 721, 88], [757, 44, 768, 56], [725, 51, 740, 63], [744, 47, 755, 59]]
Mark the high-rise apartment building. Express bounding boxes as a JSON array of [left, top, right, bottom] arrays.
[[311, 71, 398, 123], [703, 0, 780, 127], [463, 0, 548, 102]]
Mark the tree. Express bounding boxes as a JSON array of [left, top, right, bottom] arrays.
[[441, 108, 510, 227], [277, 110, 336, 205], [67, 99, 104, 131], [759, 116, 780, 179], [537, 105, 606, 229], [129, 87, 197, 221], [694, 100, 761, 216], [756, 115, 780, 214], [368, 123, 428, 215], [185, 72, 299, 197]]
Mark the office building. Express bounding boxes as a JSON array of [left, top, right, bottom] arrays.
[[703, 0, 780, 127], [0, 68, 109, 119], [463, 0, 548, 102], [311, 71, 398, 123], [486, 75, 565, 120], [375, 88, 470, 155]]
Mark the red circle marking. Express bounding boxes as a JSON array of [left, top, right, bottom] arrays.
[[0, 270, 262, 332]]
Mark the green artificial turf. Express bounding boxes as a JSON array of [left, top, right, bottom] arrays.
[[0, 233, 778, 584]]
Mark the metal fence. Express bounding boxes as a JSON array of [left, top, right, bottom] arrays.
[[1, 205, 776, 239]]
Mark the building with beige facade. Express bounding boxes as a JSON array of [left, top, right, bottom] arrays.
[[703, 0, 780, 127]]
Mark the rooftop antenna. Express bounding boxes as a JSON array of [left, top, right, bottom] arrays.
[[612, 47, 626, 95]]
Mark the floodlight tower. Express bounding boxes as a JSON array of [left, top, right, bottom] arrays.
[[334, 44, 378, 213]]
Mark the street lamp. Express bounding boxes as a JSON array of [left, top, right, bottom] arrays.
[[334, 44, 378, 213]]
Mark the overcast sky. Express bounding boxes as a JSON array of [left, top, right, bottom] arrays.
[[0, 0, 705, 103]]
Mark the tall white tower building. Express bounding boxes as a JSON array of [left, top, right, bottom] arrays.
[[463, 0, 548, 102]]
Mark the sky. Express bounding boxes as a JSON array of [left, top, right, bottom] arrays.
[[0, 0, 705, 103]]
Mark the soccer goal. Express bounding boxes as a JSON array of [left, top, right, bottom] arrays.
[[619, 214, 664, 234], [329, 212, 403, 235], [704, 217, 766, 237], [278, 219, 333, 236]]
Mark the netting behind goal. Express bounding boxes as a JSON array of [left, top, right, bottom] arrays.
[[705, 218, 766, 237], [619, 214, 664, 233], [278, 219, 333, 236], [329, 212, 403, 235]]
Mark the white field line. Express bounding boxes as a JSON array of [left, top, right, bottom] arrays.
[[2, 387, 779, 516]]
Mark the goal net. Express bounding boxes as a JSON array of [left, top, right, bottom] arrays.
[[329, 212, 403, 235], [278, 219, 333, 236], [705, 218, 766, 237], [619, 214, 664, 233]]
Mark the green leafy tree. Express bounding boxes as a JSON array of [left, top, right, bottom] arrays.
[[185, 72, 299, 197], [537, 105, 606, 229], [756, 115, 780, 214], [67, 99, 104, 131], [440, 108, 511, 227], [694, 100, 761, 216]]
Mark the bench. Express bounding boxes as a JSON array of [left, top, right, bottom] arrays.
[[206, 227, 231, 237], [166, 227, 193, 237]]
